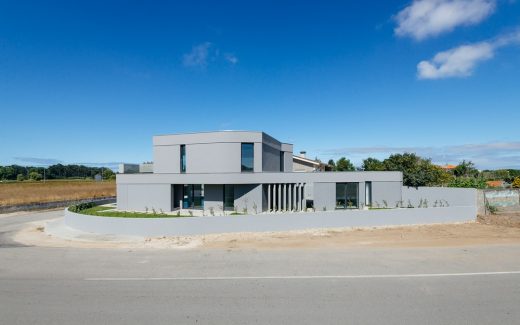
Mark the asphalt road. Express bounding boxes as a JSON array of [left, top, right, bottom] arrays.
[[1, 210, 520, 324]]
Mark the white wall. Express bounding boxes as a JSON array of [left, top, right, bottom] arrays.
[[65, 206, 476, 237], [402, 187, 476, 207]]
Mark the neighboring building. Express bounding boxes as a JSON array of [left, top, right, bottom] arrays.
[[139, 163, 154, 173], [293, 151, 327, 172], [440, 164, 457, 172], [118, 163, 154, 174], [118, 163, 139, 174], [117, 131, 403, 213], [486, 180, 505, 188]]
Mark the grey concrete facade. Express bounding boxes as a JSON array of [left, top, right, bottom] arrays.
[[117, 131, 404, 213]]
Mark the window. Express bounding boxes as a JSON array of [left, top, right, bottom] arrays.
[[180, 145, 186, 173], [365, 182, 372, 207], [280, 151, 284, 172], [223, 184, 234, 209], [241, 143, 254, 172], [336, 183, 359, 209]]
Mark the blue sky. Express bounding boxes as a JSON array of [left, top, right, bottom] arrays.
[[0, 0, 519, 170]]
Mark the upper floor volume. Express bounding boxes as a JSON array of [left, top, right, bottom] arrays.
[[153, 131, 294, 174]]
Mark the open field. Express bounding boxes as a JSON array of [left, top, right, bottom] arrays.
[[0, 180, 115, 206]]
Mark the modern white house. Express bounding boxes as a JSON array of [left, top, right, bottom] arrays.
[[116, 131, 403, 213]]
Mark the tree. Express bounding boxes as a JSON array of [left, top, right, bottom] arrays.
[[102, 168, 115, 180], [16, 174, 25, 181], [335, 157, 355, 171], [327, 159, 335, 170], [362, 157, 385, 171], [513, 177, 520, 188], [383, 153, 441, 187], [453, 160, 478, 178], [29, 171, 43, 181]]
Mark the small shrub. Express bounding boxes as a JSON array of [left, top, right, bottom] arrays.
[[486, 203, 498, 215], [242, 207, 248, 214], [407, 200, 414, 208], [323, 206, 327, 211], [188, 210, 193, 217], [209, 207, 215, 216], [145, 206, 149, 213], [176, 210, 180, 217], [69, 202, 96, 212], [382, 200, 388, 208], [252, 202, 258, 214]]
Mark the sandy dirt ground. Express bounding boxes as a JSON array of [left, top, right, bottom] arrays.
[[13, 218, 520, 250]]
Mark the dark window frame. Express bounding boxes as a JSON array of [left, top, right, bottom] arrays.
[[223, 184, 235, 210], [241, 143, 254, 172], [336, 182, 359, 209], [180, 144, 186, 173]]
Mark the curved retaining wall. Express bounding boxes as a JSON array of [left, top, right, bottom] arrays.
[[64, 206, 476, 237]]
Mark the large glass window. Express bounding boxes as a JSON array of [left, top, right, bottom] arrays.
[[336, 183, 359, 209], [223, 184, 234, 209], [241, 143, 254, 172], [182, 184, 204, 209], [180, 145, 186, 173]]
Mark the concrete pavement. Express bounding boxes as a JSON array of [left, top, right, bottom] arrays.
[[1, 210, 520, 324]]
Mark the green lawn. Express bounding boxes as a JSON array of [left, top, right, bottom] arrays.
[[77, 206, 193, 218]]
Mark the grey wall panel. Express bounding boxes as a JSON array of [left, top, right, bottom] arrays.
[[234, 184, 262, 214], [117, 171, 403, 185], [124, 184, 171, 212], [116, 184, 128, 210], [402, 187, 476, 207], [313, 182, 336, 211], [283, 152, 293, 172], [371, 181, 403, 208], [154, 131, 264, 146], [65, 206, 476, 237], [254, 142, 262, 173], [281, 143, 293, 152], [262, 132, 282, 149], [153, 145, 180, 174], [262, 143, 281, 172], [186, 142, 241, 173], [204, 184, 223, 213]]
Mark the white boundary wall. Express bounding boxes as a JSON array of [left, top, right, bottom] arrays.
[[64, 206, 476, 237], [402, 187, 476, 208]]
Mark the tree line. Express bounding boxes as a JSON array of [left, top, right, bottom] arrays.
[[0, 164, 115, 181], [326, 153, 520, 188]]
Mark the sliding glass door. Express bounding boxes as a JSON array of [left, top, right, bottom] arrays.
[[182, 184, 204, 209]]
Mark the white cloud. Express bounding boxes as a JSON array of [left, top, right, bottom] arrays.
[[182, 43, 238, 68], [318, 141, 520, 169], [395, 0, 496, 40], [182, 42, 212, 68], [417, 29, 520, 79], [224, 53, 238, 65]]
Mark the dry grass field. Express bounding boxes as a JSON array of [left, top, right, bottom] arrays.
[[0, 180, 116, 206]]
